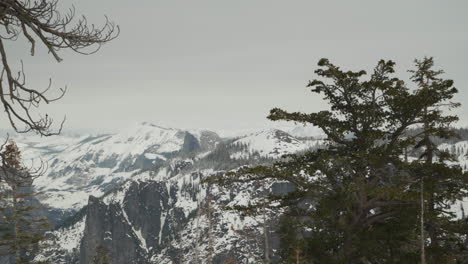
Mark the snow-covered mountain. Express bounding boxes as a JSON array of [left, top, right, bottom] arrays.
[[2, 123, 215, 220], [215, 124, 325, 139], [3, 123, 318, 263], [6, 123, 319, 223], [230, 129, 321, 159], [35, 162, 296, 263], [3, 123, 466, 263]]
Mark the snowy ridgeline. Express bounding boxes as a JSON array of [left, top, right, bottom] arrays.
[[0, 123, 319, 263], [2, 123, 466, 263], [7, 123, 322, 214]]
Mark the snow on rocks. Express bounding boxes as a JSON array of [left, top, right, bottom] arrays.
[[230, 129, 320, 158]]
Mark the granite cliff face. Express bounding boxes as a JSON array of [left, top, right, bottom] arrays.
[[73, 174, 288, 264], [80, 196, 148, 264], [36, 170, 287, 263], [80, 180, 190, 264]]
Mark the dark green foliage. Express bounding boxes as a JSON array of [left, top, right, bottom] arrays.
[[92, 245, 110, 264], [0, 140, 51, 263], [55, 205, 87, 230], [407, 57, 467, 263], [211, 58, 468, 263], [195, 139, 275, 171], [407, 163, 468, 263]]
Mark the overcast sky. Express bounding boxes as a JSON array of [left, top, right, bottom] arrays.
[[3, 0, 468, 133]]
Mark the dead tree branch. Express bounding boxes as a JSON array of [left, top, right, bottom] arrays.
[[0, 0, 119, 135]]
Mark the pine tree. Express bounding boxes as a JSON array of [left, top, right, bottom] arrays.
[[209, 58, 468, 263], [92, 245, 110, 264], [0, 140, 50, 263], [409, 57, 467, 263]]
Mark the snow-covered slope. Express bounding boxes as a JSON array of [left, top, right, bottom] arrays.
[[215, 125, 325, 139], [25, 126, 326, 263], [5, 123, 220, 215], [283, 125, 325, 138], [36, 165, 285, 263], [7, 125, 320, 214], [230, 129, 322, 158]]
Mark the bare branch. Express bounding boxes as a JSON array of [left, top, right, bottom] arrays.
[[0, 0, 118, 136]]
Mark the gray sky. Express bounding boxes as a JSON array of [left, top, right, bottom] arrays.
[[3, 0, 468, 133]]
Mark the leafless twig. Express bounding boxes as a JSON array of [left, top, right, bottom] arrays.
[[0, 0, 119, 136]]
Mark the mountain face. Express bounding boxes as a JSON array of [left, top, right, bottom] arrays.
[[79, 180, 187, 264], [19, 123, 318, 263], [230, 129, 319, 158], [4, 124, 467, 263], [13, 123, 221, 224], [36, 169, 290, 263]]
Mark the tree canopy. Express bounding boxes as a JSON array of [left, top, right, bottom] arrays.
[[210, 57, 468, 263], [0, 139, 50, 263]]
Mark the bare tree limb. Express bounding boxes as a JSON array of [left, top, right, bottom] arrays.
[[0, 0, 119, 136]]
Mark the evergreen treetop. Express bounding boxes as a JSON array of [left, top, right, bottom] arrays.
[[209, 57, 468, 263]]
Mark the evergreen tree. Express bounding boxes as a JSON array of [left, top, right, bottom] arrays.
[[92, 245, 110, 264], [209, 58, 468, 263], [408, 57, 467, 263], [0, 140, 50, 263]]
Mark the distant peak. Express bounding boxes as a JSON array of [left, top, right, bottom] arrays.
[[257, 128, 288, 136], [138, 122, 174, 130], [238, 128, 293, 140]]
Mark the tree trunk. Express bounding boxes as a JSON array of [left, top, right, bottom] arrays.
[[263, 207, 270, 264], [11, 186, 21, 263], [207, 195, 214, 264], [423, 106, 438, 252], [420, 179, 426, 264]]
